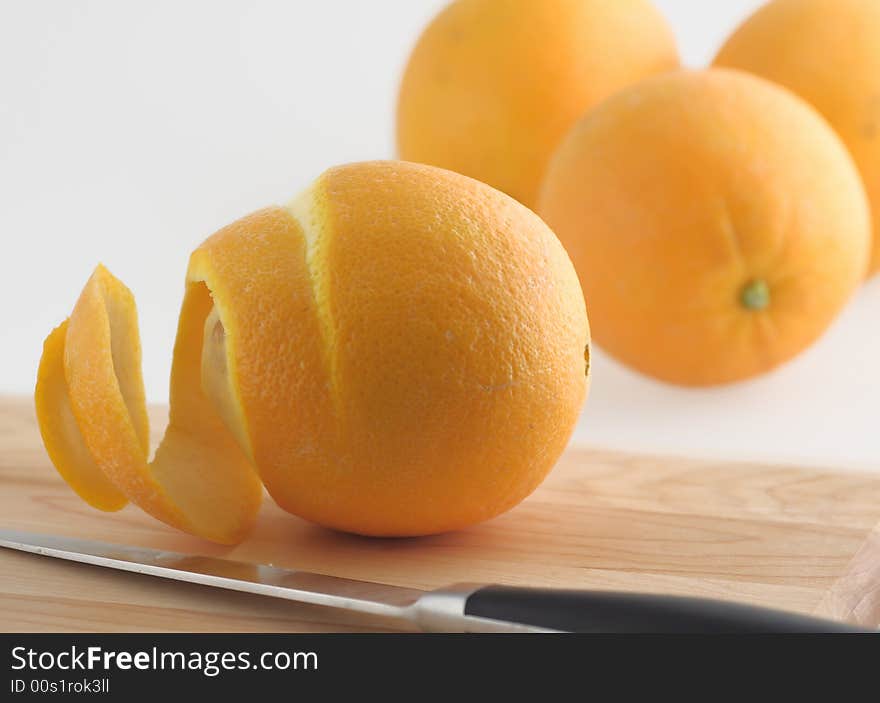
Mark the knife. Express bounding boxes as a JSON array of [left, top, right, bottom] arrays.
[[0, 529, 867, 633]]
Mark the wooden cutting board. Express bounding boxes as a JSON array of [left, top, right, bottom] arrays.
[[1, 395, 878, 632]]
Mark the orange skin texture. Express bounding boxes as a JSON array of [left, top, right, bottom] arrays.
[[714, 0, 880, 275], [538, 69, 870, 387], [397, 0, 678, 209], [35, 161, 589, 541]]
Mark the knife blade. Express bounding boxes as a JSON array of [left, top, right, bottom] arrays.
[[0, 528, 868, 633]]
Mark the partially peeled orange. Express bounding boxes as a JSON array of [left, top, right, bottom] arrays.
[[36, 161, 590, 542]]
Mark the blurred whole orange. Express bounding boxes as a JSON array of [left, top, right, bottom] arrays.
[[715, 0, 880, 275], [397, 0, 678, 208], [538, 69, 870, 386]]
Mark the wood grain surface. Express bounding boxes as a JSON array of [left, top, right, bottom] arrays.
[[1, 396, 878, 632]]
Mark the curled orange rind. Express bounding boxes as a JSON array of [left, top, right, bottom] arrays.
[[36, 258, 265, 543]]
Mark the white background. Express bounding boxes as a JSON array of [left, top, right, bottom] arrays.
[[1, 1, 877, 470]]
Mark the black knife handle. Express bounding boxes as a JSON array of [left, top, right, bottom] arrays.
[[464, 586, 868, 633]]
